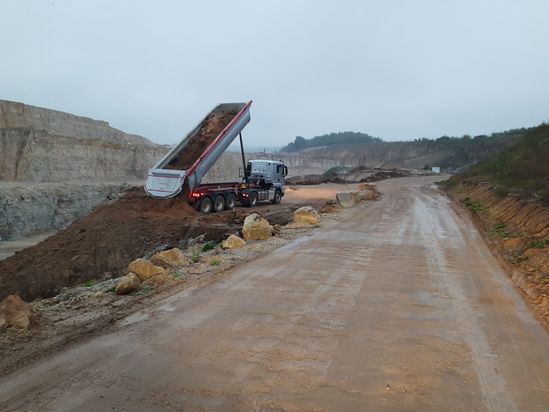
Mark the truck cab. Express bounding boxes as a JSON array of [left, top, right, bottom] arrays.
[[246, 160, 288, 190]]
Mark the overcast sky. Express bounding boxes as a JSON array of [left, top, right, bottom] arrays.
[[2, 1, 548, 146]]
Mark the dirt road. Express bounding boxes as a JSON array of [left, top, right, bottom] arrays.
[[1, 176, 548, 411]]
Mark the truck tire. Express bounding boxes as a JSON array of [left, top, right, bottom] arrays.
[[248, 191, 258, 207], [213, 194, 225, 213], [272, 190, 282, 204], [198, 196, 213, 213], [225, 193, 236, 210]]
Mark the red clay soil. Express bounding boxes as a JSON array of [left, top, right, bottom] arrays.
[[0, 187, 297, 302], [165, 110, 239, 170]]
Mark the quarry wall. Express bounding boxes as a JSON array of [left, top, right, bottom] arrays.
[[0, 182, 130, 240], [0, 100, 168, 182]]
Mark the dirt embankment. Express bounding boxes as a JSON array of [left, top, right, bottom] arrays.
[[450, 183, 549, 324], [165, 110, 238, 170], [0, 186, 304, 302]]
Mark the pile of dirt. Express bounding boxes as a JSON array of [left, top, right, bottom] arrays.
[[286, 168, 411, 185], [165, 110, 239, 170], [0, 187, 297, 302]]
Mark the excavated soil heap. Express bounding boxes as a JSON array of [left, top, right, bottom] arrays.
[[165, 110, 239, 170], [0, 187, 296, 301]]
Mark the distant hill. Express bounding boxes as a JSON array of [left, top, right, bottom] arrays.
[[278, 127, 530, 171], [280, 132, 382, 152], [447, 124, 549, 202]]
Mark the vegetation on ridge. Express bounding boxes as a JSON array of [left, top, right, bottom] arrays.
[[446, 124, 549, 202], [280, 132, 382, 152]]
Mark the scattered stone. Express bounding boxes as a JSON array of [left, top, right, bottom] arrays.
[[115, 273, 142, 295], [354, 184, 382, 201], [320, 200, 339, 214], [127, 258, 168, 281], [222, 234, 246, 249], [242, 213, 273, 240], [150, 248, 188, 269], [294, 206, 321, 225], [142, 273, 177, 287], [0, 294, 33, 330]]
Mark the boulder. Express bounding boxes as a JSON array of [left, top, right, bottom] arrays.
[[150, 248, 188, 269], [357, 184, 382, 200], [294, 206, 321, 225], [127, 258, 168, 281], [0, 294, 33, 330], [242, 213, 273, 240], [142, 273, 177, 287], [336, 192, 356, 208], [115, 273, 142, 295], [222, 235, 246, 249]]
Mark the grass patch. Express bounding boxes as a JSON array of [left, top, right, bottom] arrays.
[[173, 270, 186, 280], [135, 285, 153, 295], [201, 241, 218, 252], [527, 239, 549, 249], [84, 279, 97, 288], [190, 250, 201, 263], [209, 258, 221, 267], [489, 223, 513, 238], [462, 197, 483, 213]]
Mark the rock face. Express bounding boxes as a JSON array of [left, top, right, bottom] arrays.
[[127, 258, 168, 281], [0, 100, 167, 182], [242, 214, 273, 240], [0, 294, 32, 330], [0, 182, 130, 240], [115, 273, 141, 295], [294, 206, 321, 225], [221, 234, 246, 249]]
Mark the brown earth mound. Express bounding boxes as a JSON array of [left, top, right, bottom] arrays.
[[165, 110, 239, 170], [0, 187, 296, 302]]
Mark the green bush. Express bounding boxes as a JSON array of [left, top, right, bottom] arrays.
[[201, 241, 218, 252]]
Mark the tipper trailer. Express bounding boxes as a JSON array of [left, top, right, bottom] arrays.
[[144, 101, 288, 213]]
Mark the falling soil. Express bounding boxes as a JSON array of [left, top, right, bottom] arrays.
[[164, 110, 239, 170], [0, 187, 298, 301]]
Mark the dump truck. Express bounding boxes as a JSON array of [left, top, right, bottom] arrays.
[[145, 101, 288, 213]]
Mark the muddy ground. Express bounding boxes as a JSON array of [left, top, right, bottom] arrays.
[[2, 176, 547, 411], [0, 184, 346, 377], [0, 185, 339, 302]]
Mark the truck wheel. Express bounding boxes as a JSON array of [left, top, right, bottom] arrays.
[[225, 193, 236, 210], [198, 197, 212, 213], [248, 192, 258, 207], [213, 194, 225, 213], [272, 190, 282, 204]]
